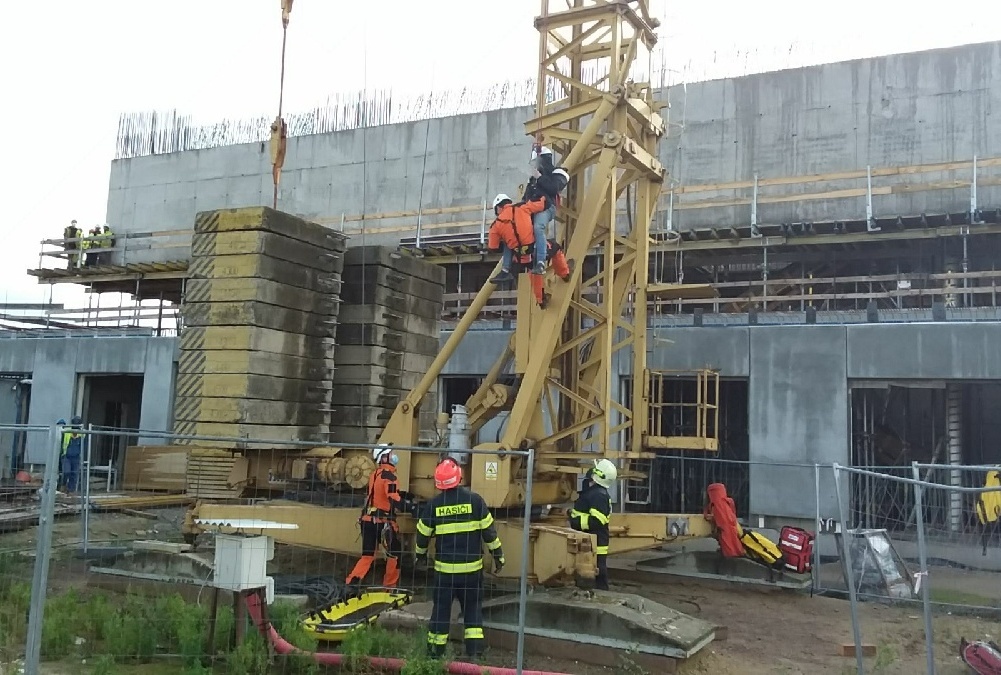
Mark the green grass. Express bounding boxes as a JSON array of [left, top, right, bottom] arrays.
[[0, 568, 449, 675]]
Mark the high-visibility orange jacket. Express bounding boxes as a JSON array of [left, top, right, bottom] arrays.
[[361, 464, 402, 523], [487, 198, 547, 255]]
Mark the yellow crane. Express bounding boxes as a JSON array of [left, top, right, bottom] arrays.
[[186, 0, 721, 587]]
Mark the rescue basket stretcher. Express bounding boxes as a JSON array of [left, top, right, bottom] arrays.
[[301, 587, 412, 642]]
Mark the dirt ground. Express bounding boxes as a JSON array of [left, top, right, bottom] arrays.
[[6, 509, 1001, 674]]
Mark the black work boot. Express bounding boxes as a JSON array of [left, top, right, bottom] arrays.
[[491, 269, 514, 284], [561, 258, 575, 282]]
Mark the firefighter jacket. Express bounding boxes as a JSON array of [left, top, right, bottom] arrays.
[[361, 465, 402, 523], [569, 482, 612, 555], [487, 199, 547, 256], [415, 486, 504, 574], [521, 160, 568, 209]]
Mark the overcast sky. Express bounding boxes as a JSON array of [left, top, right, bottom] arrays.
[[0, 0, 997, 310]]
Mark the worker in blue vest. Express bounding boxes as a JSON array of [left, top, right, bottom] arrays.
[[60, 417, 83, 493]]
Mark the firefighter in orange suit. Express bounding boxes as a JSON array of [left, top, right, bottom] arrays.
[[521, 238, 574, 309], [346, 444, 404, 590]]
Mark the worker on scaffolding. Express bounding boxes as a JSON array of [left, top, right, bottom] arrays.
[[59, 416, 84, 494], [346, 444, 405, 592], [98, 225, 115, 265], [83, 227, 101, 267], [568, 459, 618, 591], [416, 458, 504, 660], [521, 145, 569, 273], [63, 220, 82, 269]]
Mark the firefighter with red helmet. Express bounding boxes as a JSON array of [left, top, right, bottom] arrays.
[[415, 458, 504, 659], [346, 444, 404, 591]]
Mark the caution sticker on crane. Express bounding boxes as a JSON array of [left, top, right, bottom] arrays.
[[485, 462, 498, 481]]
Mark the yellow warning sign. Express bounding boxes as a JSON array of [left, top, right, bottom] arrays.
[[485, 461, 499, 481]]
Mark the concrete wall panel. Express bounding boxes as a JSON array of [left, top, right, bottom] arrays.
[[748, 326, 848, 519], [847, 323, 1001, 380], [646, 327, 750, 376]]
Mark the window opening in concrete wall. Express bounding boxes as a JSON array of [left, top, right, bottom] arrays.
[[0, 375, 30, 478], [621, 376, 749, 514], [78, 375, 144, 486], [849, 381, 1000, 532]]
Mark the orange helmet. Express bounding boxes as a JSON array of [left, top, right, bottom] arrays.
[[434, 458, 462, 490]]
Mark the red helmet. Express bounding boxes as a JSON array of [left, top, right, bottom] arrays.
[[434, 458, 462, 490]]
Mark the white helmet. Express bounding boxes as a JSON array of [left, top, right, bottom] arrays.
[[492, 193, 512, 210], [373, 443, 398, 466], [590, 459, 617, 488], [531, 146, 553, 160]]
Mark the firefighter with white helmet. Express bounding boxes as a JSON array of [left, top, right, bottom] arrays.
[[345, 443, 404, 591], [568, 458, 617, 590], [486, 193, 548, 285], [522, 145, 569, 274]]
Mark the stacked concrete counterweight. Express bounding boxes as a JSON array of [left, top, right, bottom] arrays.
[[174, 207, 347, 459], [329, 246, 445, 446]]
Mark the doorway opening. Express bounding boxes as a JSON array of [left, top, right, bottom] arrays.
[[849, 381, 1001, 531], [78, 375, 144, 480]]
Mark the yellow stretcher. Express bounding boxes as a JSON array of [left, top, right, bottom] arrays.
[[301, 588, 412, 642]]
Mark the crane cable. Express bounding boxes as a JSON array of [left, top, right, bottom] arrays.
[[270, 0, 293, 210]]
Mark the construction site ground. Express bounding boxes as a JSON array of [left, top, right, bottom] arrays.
[[4, 508, 1000, 674]]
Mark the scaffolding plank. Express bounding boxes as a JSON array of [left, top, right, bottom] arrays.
[[344, 245, 447, 285], [182, 301, 336, 338], [177, 349, 332, 380], [194, 207, 348, 252], [184, 277, 341, 314], [191, 230, 345, 273]]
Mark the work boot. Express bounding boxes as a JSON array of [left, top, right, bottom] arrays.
[[533, 261, 545, 274], [490, 270, 514, 284], [383, 557, 400, 588], [561, 259, 575, 282]]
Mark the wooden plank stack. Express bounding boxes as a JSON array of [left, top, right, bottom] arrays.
[[122, 445, 188, 492], [174, 207, 347, 496], [329, 246, 445, 445]]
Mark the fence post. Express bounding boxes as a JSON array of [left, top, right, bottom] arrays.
[[911, 462, 935, 674], [25, 424, 62, 673], [833, 463, 865, 675], [813, 463, 821, 595], [82, 423, 93, 555], [515, 448, 535, 675]]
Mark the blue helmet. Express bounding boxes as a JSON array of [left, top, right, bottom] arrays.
[[71, 416, 82, 425], [57, 418, 66, 426]]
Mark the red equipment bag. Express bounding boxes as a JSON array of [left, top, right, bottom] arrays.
[[779, 526, 815, 574], [961, 638, 1001, 674], [704, 483, 744, 558]]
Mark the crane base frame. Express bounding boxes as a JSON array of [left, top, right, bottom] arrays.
[[184, 501, 715, 586]]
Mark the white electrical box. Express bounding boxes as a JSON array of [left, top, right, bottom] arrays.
[[214, 534, 274, 594]]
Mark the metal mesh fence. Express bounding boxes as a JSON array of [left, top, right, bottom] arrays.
[[832, 463, 1001, 675], [5, 425, 538, 674]]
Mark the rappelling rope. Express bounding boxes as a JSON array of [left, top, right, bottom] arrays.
[[269, 0, 293, 209]]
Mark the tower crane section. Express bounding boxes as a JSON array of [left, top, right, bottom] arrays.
[[186, 0, 721, 586]]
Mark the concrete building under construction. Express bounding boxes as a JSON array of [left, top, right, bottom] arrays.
[[8, 39, 1001, 531]]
